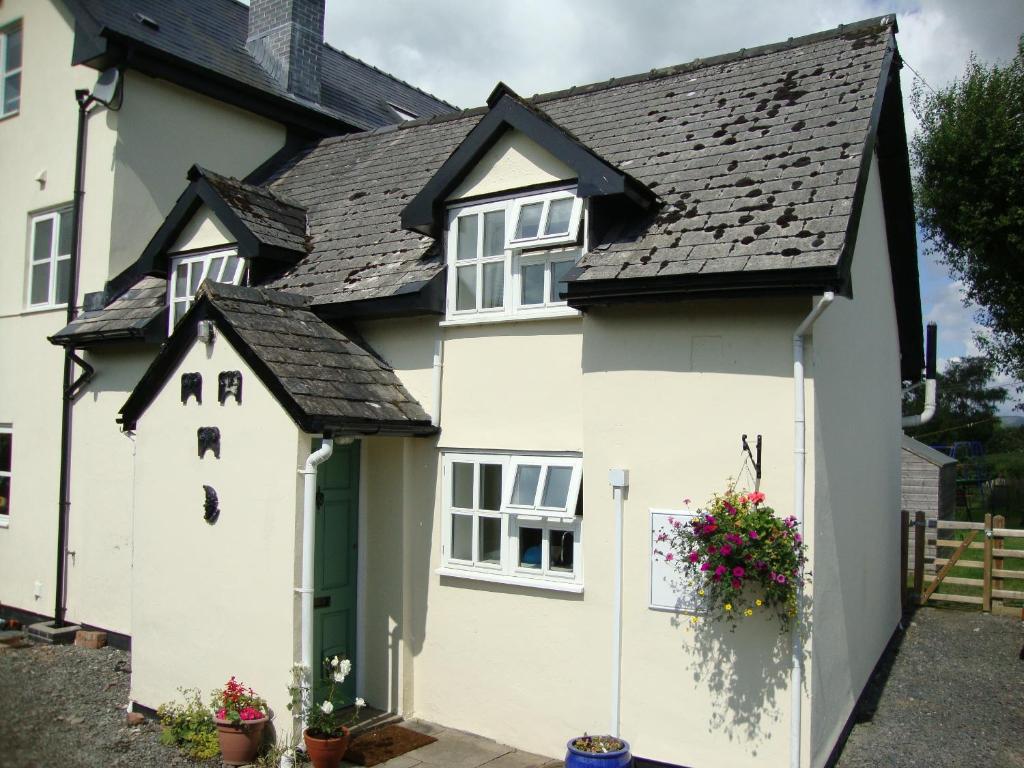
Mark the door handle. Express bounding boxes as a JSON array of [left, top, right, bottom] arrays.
[[314, 596, 331, 609]]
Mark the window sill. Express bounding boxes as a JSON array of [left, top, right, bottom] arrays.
[[440, 307, 580, 328], [20, 304, 69, 316], [0, 517, 9, 529], [436, 566, 583, 594]]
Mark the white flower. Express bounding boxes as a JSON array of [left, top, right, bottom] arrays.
[[338, 659, 352, 677], [355, 698, 365, 709], [330, 657, 340, 668], [319, 700, 334, 714], [333, 672, 346, 683]]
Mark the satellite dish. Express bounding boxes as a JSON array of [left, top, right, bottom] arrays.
[[91, 68, 121, 107]]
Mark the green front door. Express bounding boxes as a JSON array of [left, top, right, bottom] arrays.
[[313, 440, 359, 706]]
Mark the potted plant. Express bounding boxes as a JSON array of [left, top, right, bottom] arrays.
[[210, 676, 270, 766], [289, 656, 364, 768], [655, 487, 808, 629], [565, 734, 632, 767]]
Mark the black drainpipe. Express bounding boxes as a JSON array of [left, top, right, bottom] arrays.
[[53, 89, 98, 628]]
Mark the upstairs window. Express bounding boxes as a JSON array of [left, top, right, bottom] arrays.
[[446, 187, 584, 323], [440, 451, 583, 592], [168, 248, 245, 329], [27, 207, 72, 309], [1, 23, 21, 118]]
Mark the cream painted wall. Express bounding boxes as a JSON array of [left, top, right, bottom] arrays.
[[383, 299, 817, 764], [130, 332, 307, 724], [64, 346, 151, 634], [101, 70, 284, 285], [169, 205, 236, 254], [449, 130, 575, 200], [806, 156, 903, 767], [0, 0, 286, 628]]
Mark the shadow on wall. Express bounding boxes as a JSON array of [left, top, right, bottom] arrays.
[[82, 345, 153, 404], [673, 609, 808, 754]]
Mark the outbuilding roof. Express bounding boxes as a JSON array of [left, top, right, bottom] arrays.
[[902, 435, 957, 467], [119, 282, 434, 435], [62, 0, 455, 133], [50, 276, 167, 347]]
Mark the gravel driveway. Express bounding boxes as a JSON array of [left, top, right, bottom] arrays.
[[836, 607, 1024, 768], [0, 640, 199, 768]]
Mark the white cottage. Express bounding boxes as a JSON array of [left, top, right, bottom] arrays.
[[46, 14, 924, 768]]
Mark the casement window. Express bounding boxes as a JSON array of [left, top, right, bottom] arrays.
[[445, 187, 584, 323], [439, 452, 583, 592], [168, 248, 246, 329], [27, 207, 72, 309], [1, 23, 21, 118], [0, 425, 11, 525]]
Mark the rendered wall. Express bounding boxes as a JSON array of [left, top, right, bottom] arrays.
[[807, 156, 903, 767], [359, 302, 815, 764], [0, 0, 286, 628], [169, 205, 237, 254], [449, 130, 575, 200], [130, 333, 306, 724]]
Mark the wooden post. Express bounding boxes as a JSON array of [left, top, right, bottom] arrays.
[[913, 511, 926, 602], [900, 510, 910, 610], [982, 513, 993, 613], [993, 514, 1005, 611]]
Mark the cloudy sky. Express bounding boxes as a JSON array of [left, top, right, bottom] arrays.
[[324, 0, 1023, 404]]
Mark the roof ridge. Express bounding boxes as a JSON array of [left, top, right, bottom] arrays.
[[299, 15, 896, 146], [530, 14, 897, 105], [322, 42, 459, 112]]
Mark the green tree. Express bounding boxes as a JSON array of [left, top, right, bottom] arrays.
[[905, 356, 1007, 445], [912, 39, 1024, 386]]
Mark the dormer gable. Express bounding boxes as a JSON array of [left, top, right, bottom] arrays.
[[401, 83, 655, 238]]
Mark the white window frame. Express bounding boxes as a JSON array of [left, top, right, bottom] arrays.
[[1, 23, 22, 119], [508, 188, 583, 249], [0, 424, 11, 527], [27, 207, 72, 309], [444, 187, 584, 325], [438, 451, 583, 592], [167, 247, 246, 331]]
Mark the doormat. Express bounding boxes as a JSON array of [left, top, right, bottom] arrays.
[[344, 724, 437, 766]]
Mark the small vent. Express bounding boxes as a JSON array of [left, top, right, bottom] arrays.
[[134, 12, 159, 31]]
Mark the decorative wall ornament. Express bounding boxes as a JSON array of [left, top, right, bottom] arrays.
[[181, 373, 202, 405], [218, 371, 243, 405], [198, 427, 221, 459], [202, 485, 220, 524]]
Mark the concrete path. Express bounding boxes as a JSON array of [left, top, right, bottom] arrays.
[[342, 719, 563, 768]]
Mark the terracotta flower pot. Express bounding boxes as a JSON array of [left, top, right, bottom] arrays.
[[303, 727, 351, 768], [214, 716, 268, 766]]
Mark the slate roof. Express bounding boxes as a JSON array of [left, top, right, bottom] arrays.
[[902, 435, 956, 467], [199, 167, 308, 255], [262, 15, 903, 306], [50, 276, 167, 346], [65, 0, 455, 131], [119, 282, 434, 434]]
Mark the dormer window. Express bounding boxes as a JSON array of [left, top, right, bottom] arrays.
[[168, 248, 245, 329], [445, 186, 583, 324]]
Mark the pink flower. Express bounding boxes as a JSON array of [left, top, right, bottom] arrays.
[[673, 520, 683, 529], [700, 562, 710, 572], [746, 492, 766, 504], [688, 552, 699, 563], [665, 553, 674, 562], [749, 530, 759, 540], [776, 574, 787, 584], [714, 565, 727, 577], [731, 578, 742, 589], [732, 566, 745, 578], [656, 532, 668, 542], [708, 546, 718, 555], [667, 517, 675, 525], [720, 544, 732, 556], [794, 533, 802, 544], [724, 502, 737, 516]]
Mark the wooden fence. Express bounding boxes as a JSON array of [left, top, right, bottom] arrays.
[[902, 511, 1024, 616]]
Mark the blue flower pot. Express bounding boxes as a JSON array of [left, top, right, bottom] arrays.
[[565, 737, 632, 768]]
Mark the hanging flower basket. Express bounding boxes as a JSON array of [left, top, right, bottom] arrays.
[[655, 487, 808, 629]]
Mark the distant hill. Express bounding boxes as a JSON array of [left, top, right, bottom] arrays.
[[1000, 414, 1024, 427]]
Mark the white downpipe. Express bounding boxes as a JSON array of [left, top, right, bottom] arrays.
[[431, 334, 444, 427], [791, 292, 835, 768], [901, 379, 936, 427], [297, 437, 334, 733], [608, 468, 629, 738]]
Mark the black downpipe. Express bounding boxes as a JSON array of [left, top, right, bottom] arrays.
[[53, 90, 94, 628]]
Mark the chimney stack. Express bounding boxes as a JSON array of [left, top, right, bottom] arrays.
[[246, 0, 325, 103]]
